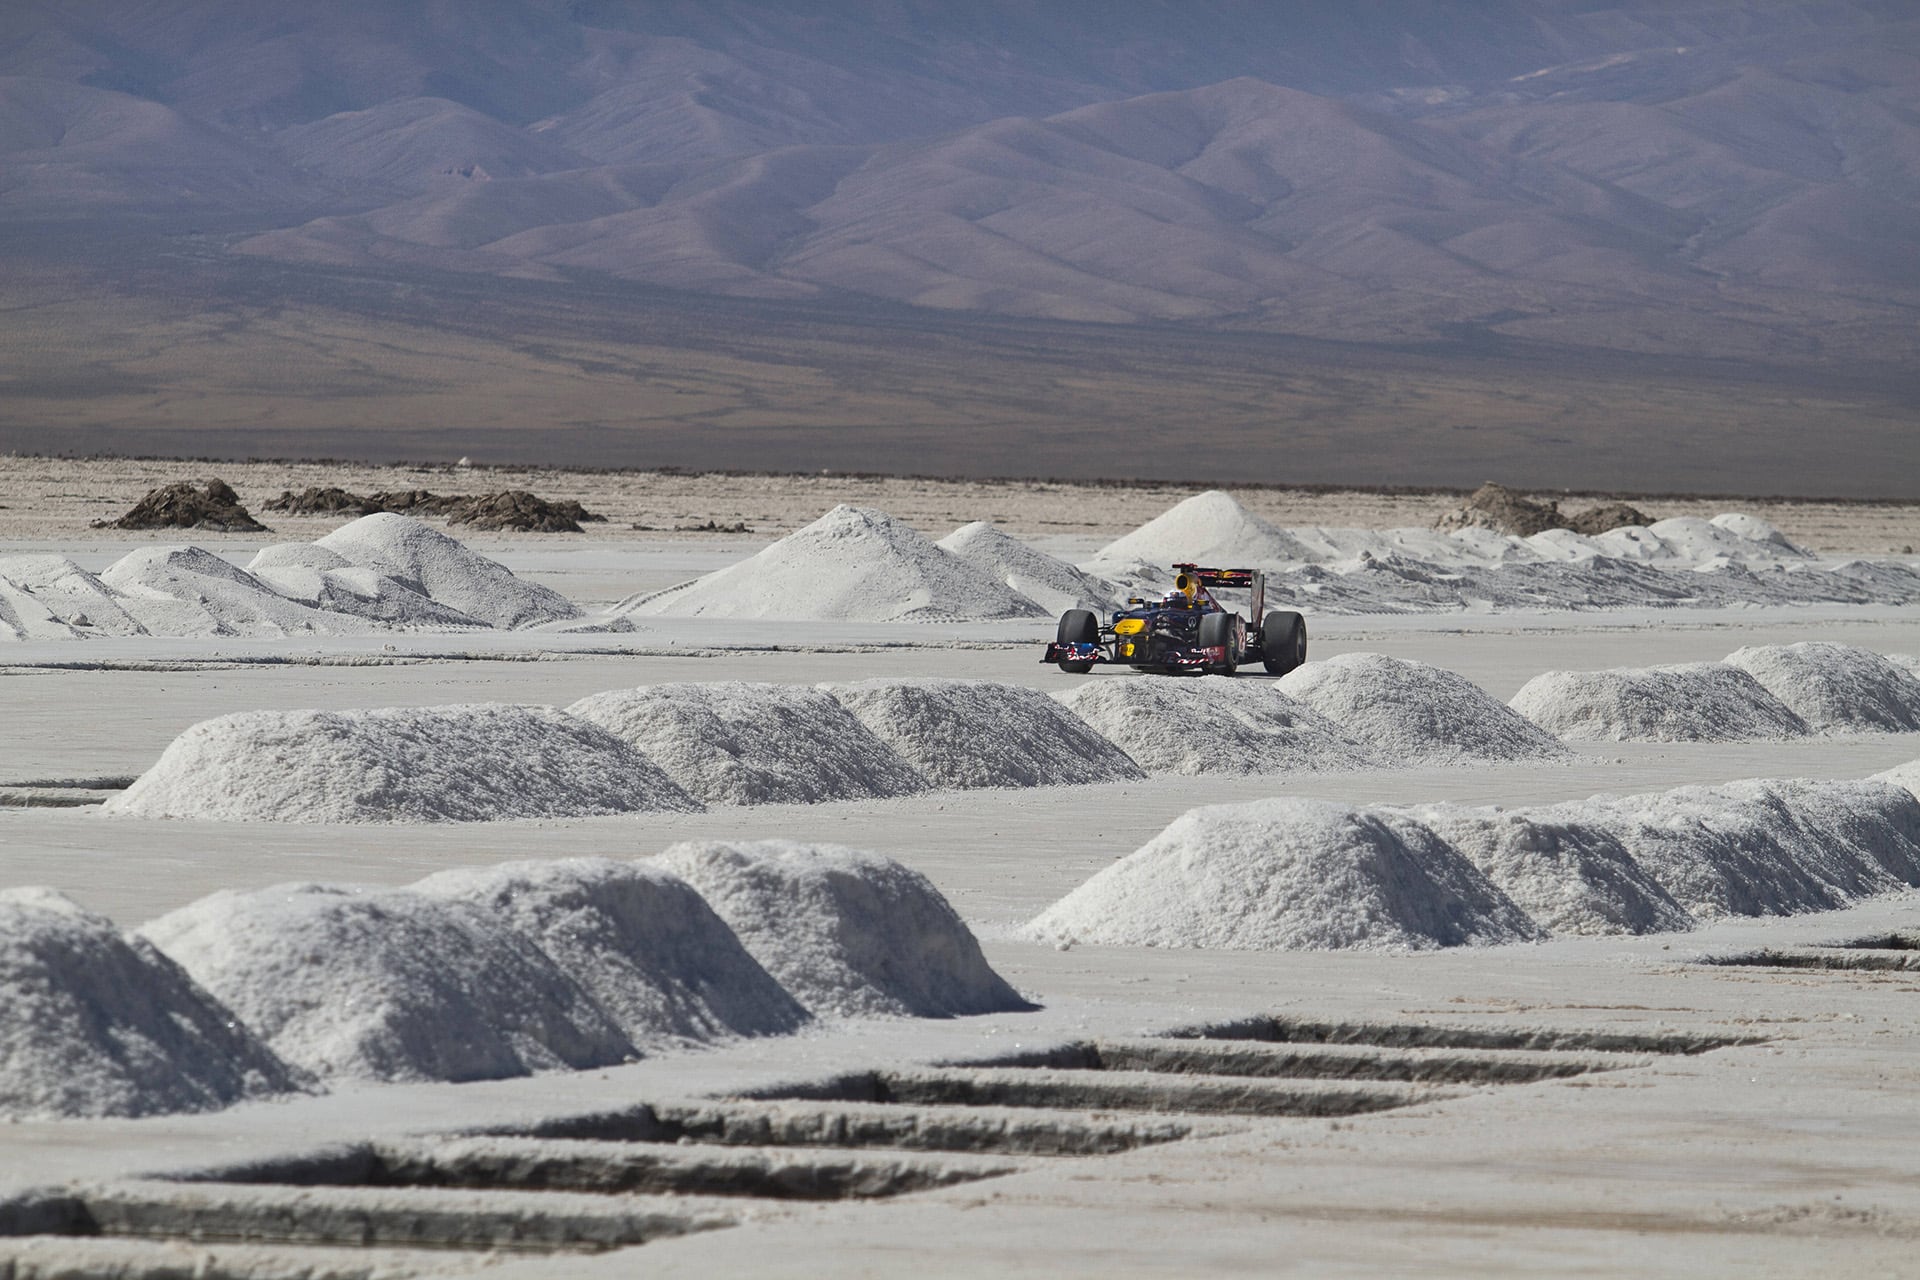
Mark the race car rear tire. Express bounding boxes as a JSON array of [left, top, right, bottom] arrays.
[[1056, 608, 1099, 673], [1261, 611, 1307, 675], [1198, 611, 1239, 676]]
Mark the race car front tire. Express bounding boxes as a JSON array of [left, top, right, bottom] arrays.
[[1198, 611, 1239, 675], [1056, 608, 1099, 673]]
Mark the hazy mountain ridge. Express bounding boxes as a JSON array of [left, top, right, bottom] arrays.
[[4, 1, 1918, 362]]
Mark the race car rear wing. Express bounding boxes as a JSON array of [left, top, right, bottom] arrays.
[[1172, 563, 1265, 618]]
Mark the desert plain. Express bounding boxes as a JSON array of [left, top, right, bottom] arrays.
[[3, 459, 1920, 1277]]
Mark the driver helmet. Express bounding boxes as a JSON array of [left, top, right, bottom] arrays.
[[1160, 590, 1188, 607]]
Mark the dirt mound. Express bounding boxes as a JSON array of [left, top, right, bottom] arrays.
[[104, 704, 700, 823], [1565, 501, 1652, 536], [261, 486, 373, 516], [1404, 805, 1694, 936], [1509, 663, 1811, 742], [1278, 653, 1569, 764], [1, 887, 303, 1120], [570, 683, 927, 806], [1027, 797, 1543, 952], [1053, 677, 1376, 775], [652, 840, 1029, 1020], [446, 490, 605, 533], [826, 678, 1145, 789], [414, 859, 809, 1049], [141, 884, 635, 1084], [97, 479, 269, 533], [1724, 643, 1920, 733]]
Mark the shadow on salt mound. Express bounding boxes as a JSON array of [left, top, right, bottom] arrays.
[[1725, 643, 1920, 733], [1509, 664, 1809, 742], [1279, 653, 1569, 764], [316, 513, 579, 629], [100, 546, 371, 638], [104, 705, 700, 823], [633, 505, 1046, 622], [247, 543, 487, 630], [826, 678, 1144, 789], [1562, 779, 1920, 919], [1092, 490, 1310, 568], [140, 884, 635, 1084], [1026, 798, 1542, 952], [415, 858, 809, 1050], [651, 840, 1032, 1019], [0, 554, 146, 638], [1400, 806, 1692, 936], [936, 521, 1117, 614], [570, 683, 925, 806], [1053, 677, 1376, 776], [0, 888, 304, 1120]]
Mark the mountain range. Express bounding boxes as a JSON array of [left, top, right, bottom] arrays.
[[2, 2, 1917, 487]]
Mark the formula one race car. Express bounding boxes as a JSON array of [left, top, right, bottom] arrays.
[[1042, 564, 1307, 676]]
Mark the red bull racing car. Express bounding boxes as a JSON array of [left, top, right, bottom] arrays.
[[1042, 564, 1307, 676]]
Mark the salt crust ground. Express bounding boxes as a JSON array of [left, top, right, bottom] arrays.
[[632, 505, 1046, 622], [1725, 642, 1920, 733], [139, 884, 637, 1084], [1053, 677, 1380, 775], [826, 678, 1145, 789], [1028, 797, 1545, 952], [1031, 777, 1920, 948], [569, 682, 928, 806], [1509, 663, 1811, 742], [102, 704, 700, 823], [411, 859, 811, 1049], [652, 840, 1031, 1020], [0, 887, 301, 1120], [1278, 653, 1570, 764]]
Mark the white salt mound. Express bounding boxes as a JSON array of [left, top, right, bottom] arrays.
[[317, 512, 579, 629], [1724, 643, 1920, 733], [415, 858, 809, 1049], [141, 884, 634, 1084], [1053, 677, 1376, 775], [1279, 653, 1570, 764], [1027, 797, 1542, 952], [1093, 490, 1311, 568], [1710, 513, 1809, 555], [651, 840, 1029, 1019], [936, 521, 1117, 614], [827, 678, 1145, 789], [1567, 779, 1920, 918], [1404, 805, 1693, 936], [105, 704, 700, 823], [1872, 758, 1920, 801], [0, 554, 146, 639], [635, 505, 1046, 622], [247, 543, 487, 630], [0, 887, 302, 1120], [569, 683, 926, 806], [1509, 663, 1809, 742], [100, 545, 368, 638]]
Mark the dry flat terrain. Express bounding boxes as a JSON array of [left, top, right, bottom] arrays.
[[6, 455, 1920, 554], [2, 473, 1920, 1276]]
